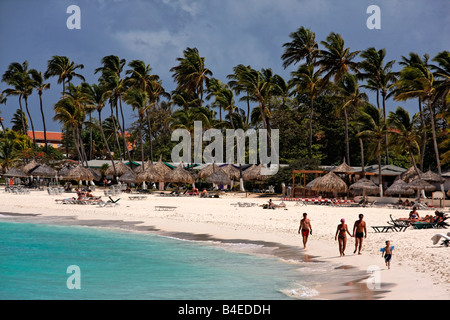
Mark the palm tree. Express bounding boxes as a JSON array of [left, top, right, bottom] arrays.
[[44, 55, 85, 96], [316, 32, 360, 83], [0, 91, 6, 131], [387, 107, 421, 176], [54, 84, 88, 165], [82, 83, 117, 176], [11, 109, 28, 134], [394, 62, 444, 192], [281, 26, 319, 68], [289, 63, 326, 159], [357, 104, 386, 195], [336, 73, 369, 166], [358, 47, 397, 164], [29, 70, 51, 153], [170, 47, 212, 108], [124, 88, 148, 170], [227, 64, 253, 123], [2, 61, 36, 144]]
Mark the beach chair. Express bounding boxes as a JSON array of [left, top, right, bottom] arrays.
[[431, 232, 450, 247], [387, 214, 410, 231]]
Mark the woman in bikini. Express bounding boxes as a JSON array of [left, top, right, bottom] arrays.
[[335, 218, 353, 257]]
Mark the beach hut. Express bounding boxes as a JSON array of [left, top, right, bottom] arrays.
[[118, 170, 137, 184], [22, 160, 40, 174], [197, 163, 220, 180], [407, 178, 436, 199], [331, 160, 353, 173], [311, 171, 348, 194], [135, 164, 165, 184], [385, 179, 414, 197], [421, 170, 445, 183], [349, 178, 379, 198], [243, 164, 268, 181]]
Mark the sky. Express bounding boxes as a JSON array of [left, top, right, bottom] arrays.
[[0, 0, 449, 132]]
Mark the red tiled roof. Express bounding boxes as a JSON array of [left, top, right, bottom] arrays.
[[27, 131, 63, 142]]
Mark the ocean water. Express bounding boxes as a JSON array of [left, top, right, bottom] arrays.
[[0, 221, 315, 300]]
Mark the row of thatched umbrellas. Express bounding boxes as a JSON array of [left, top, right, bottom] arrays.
[[304, 163, 445, 197]]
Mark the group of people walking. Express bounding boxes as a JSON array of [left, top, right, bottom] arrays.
[[298, 213, 367, 257]]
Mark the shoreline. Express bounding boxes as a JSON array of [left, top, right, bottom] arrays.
[[1, 189, 448, 300]]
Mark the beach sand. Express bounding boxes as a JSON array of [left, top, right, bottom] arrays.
[[1, 189, 449, 300]]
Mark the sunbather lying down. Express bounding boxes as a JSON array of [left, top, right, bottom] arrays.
[[261, 200, 287, 209]]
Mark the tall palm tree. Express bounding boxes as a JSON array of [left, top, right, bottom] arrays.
[[227, 64, 253, 123], [170, 47, 212, 108], [398, 53, 429, 170], [289, 63, 326, 159], [2, 61, 36, 144], [316, 32, 360, 84], [336, 73, 369, 166], [358, 47, 397, 164], [29, 70, 51, 153], [387, 107, 421, 176], [394, 62, 444, 192], [281, 26, 319, 68], [82, 83, 117, 177], [44, 55, 85, 96], [124, 88, 148, 170], [357, 104, 386, 195]]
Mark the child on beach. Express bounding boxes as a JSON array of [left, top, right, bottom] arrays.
[[381, 241, 394, 270]]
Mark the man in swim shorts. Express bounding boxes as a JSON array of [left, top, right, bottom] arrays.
[[298, 213, 312, 249], [353, 214, 367, 254]]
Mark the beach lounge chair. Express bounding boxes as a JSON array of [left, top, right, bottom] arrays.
[[431, 232, 450, 247], [387, 214, 410, 231]]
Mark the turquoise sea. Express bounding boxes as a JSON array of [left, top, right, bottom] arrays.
[[0, 221, 317, 300]]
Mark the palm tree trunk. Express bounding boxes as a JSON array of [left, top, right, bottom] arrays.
[[427, 101, 444, 193], [308, 99, 314, 159], [110, 101, 122, 159], [344, 108, 350, 166], [382, 94, 389, 165], [377, 143, 383, 197], [38, 93, 48, 153], [118, 98, 134, 169], [146, 110, 153, 163], [98, 110, 117, 177], [418, 98, 427, 171], [89, 113, 93, 160], [18, 94, 26, 136], [139, 115, 145, 171], [24, 96, 36, 149], [359, 138, 365, 176], [72, 126, 83, 164]]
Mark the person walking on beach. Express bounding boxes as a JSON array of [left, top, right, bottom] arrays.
[[382, 241, 393, 270], [335, 218, 352, 257], [353, 214, 367, 255], [298, 213, 312, 249]]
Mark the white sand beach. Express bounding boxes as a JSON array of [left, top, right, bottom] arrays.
[[1, 189, 449, 300]]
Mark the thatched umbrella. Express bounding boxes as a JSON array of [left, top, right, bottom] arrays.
[[220, 164, 241, 180], [61, 165, 94, 181], [197, 163, 220, 179], [311, 171, 348, 194], [407, 179, 437, 192], [306, 176, 322, 190], [165, 165, 195, 184], [331, 160, 353, 173], [243, 164, 267, 181], [29, 164, 57, 178], [22, 160, 40, 174], [207, 169, 232, 186], [133, 161, 152, 174], [105, 161, 131, 177], [385, 179, 414, 196], [3, 167, 28, 178], [399, 166, 423, 183], [118, 170, 137, 184], [349, 177, 379, 201], [87, 167, 102, 181], [421, 170, 444, 183], [135, 164, 165, 184]]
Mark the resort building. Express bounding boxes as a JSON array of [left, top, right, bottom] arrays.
[[27, 131, 63, 149]]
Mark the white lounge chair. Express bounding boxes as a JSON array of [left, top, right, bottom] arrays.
[[431, 232, 450, 247]]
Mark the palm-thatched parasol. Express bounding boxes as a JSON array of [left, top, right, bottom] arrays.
[[349, 178, 379, 194], [420, 170, 444, 183], [243, 164, 268, 181], [220, 164, 241, 180], [61, 165, 94, 181], [3, 167, 29, 178], [399, 166, 423, 183], [133, 161, 152, 174], [311, 171, 348, 193], [105, 161, 131, 177], [306, 176, 323, 190], [118, 170, 137, 184], [153, 158, 171, 175], [135, 164, 166, 183], [385, 179, 414, 196], [197, 163, 221, 179], [206, 168, 232, 186], [331, 160, 353, 173], [87, 167, 102, 181], [22, 160, 40, 174], [29, 164, 57, 178], [165, 165, 195, 184], [407, 179, 437, 192]]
